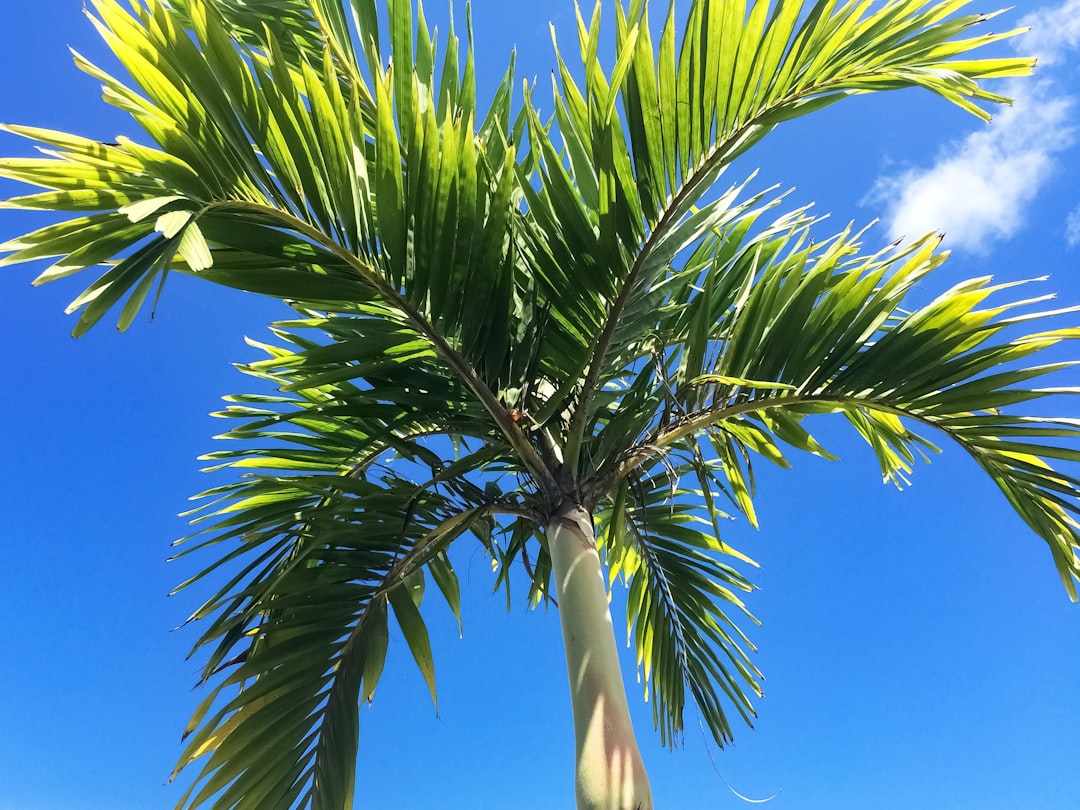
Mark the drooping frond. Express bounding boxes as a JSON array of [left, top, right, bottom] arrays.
[[571, 217, 1080, 747], [598, 468, 762, 748], [602, 225, 1080, 599], [170, 317, 538, 809]]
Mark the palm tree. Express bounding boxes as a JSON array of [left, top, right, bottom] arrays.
[[3, 0, 1078, 808]]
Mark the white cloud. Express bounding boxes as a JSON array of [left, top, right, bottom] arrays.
[[1066, 206, 1080, 248], [869, 1, 1080, 253], [1020, 0, 1080, 66]]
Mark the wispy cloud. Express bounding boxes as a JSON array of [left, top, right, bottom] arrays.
[[868, 1, 1080, 253], [1020, 0, 1080, 67], [1066, 206, 1080, 248]]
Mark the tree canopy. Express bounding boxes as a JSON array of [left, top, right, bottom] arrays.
[[2, 1, 1077, 808]]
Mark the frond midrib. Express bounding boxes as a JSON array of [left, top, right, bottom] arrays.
[[598, 391, 1070, 494]]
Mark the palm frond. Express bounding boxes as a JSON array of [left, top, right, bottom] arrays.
[[513, 0, 1033, 476], [598, 467, 762, 748], [1, 0, 551, 491], [605, 225, 1080, 599], [167, 0, 369, 98], [170, 319, 538, 809]]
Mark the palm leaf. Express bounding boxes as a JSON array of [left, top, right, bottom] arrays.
[[2, 0, 549, 489], [598, 468, 762, 748], [170, 318, 539, 809], [514, 0, 1034, 477], [604, 226, 1080, 600]]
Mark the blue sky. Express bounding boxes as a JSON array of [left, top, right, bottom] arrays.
[[1, 2, 1078, 809]]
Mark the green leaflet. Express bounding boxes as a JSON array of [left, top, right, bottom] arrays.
[[388, 579, 439, 711]]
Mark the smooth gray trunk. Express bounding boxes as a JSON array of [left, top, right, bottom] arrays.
[[547, 502, 653, 810]]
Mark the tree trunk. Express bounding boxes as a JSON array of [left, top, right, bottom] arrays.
[[547, 502, 654, 810]]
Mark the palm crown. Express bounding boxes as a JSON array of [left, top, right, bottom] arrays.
[[2, 1, 1078, 808]]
